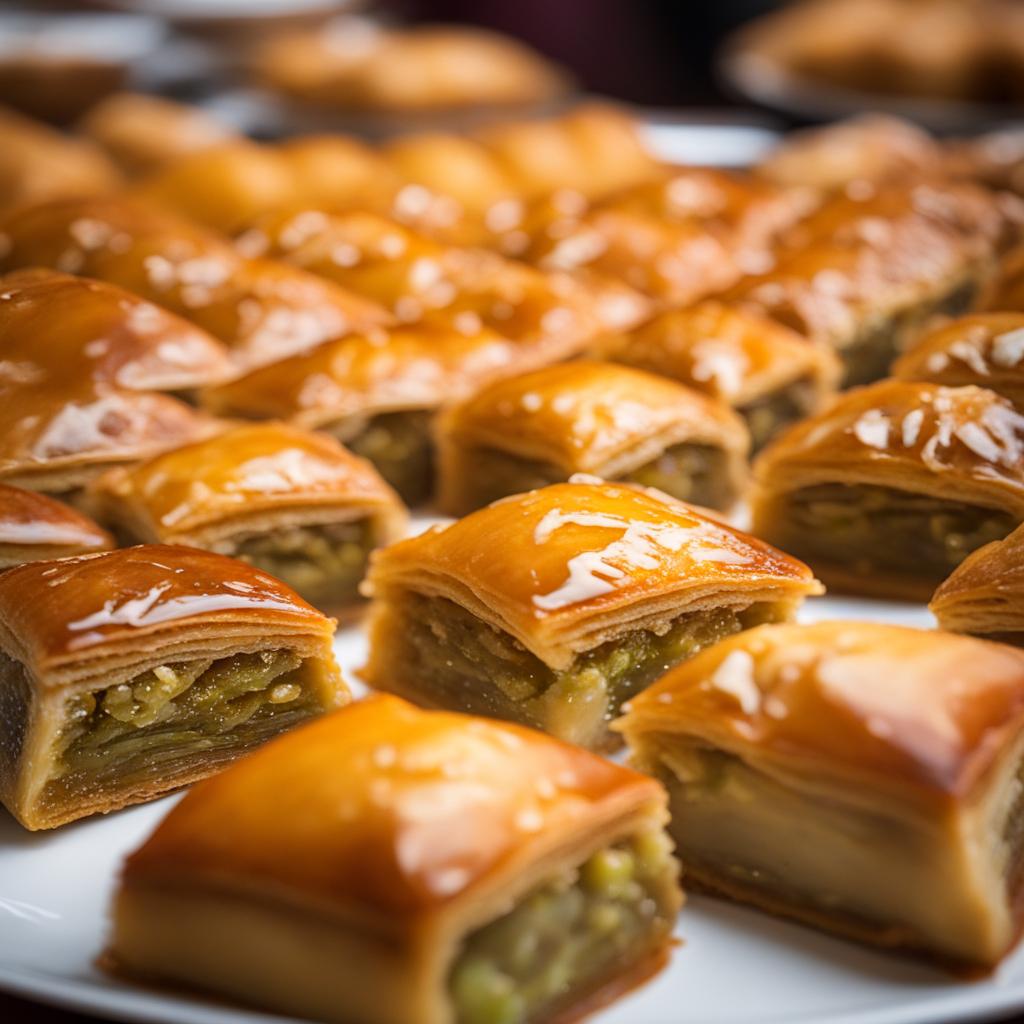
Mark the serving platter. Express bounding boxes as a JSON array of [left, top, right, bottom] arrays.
[[2, 567, 1024, 1024]]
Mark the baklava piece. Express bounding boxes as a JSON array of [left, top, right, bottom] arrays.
[[981, 244, 1024, 313], [751, 379, 1024, 601], [0, 484, 111, 568], [436, 361, 749, 516], [603, 301, 840, 452], [931, 522, 1024, 643], [363, 477, 822, 751], [0, 544, 347, 830], [0, 196, 392, 372], [110, 694, 682, 1024], [725, 180, 1009, 385], [202, 323, 531, 506], [617, 620, 1024, 969], [893, 313, 1024, 410], [0, 268, 233, 394], [88, 423, 406, 618]]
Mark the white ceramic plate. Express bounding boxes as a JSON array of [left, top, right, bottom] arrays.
[[3, 578, 1024, 1024]]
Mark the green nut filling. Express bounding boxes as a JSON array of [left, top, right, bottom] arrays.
[[780, 482, 1016, 584], [343, 409, 434, 507], [230, 521, 373, 611], [450, 831, 677, 1024], [45, 650, 321, 808], [739, 379, 817, 454], [391, 592, 786, 748]]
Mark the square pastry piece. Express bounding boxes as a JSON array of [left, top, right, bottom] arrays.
[[617, 621, 1024, 969], [602, 301, 840, 452], [363, 478, 822, 751], [87, 423, 407, 618], [436, 361, 750, 516], [0, 545, 347, 829], [110, 695, 683, 1024], [752, 380, 1024, 601], [0, 484, 111, 569]]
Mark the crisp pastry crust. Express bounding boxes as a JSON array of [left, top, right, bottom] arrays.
[[0, 544, 347, 830], [601, 301, 840, 448], [616, 620, 1024, 967], [110, 693, 681, 1024], [435, 361, 750, 515], [0, 268, 233, 393], [724, 180, 1011, 384], [751, 379, 1024, 600], [981, 244, 1024, 313], [931, 522, 1024, 641], [0, 196, 393, 372], [0, 484, 111, 568], [87, 423, 407, 617], [893, 313, 1024, 409]]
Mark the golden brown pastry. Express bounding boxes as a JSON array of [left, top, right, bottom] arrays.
[[981, 243, 1024, 312], [78, 93, 240, 177], [602, 301, 840, 452], [0, 268, 233, 393], [251, 22, 571, 113], [110, 693, 682, 1024], [0, 484, 111, 568], [0, 544, 347, 830], [436, 361, 750, 516], [755, 115, 943, 193], [751, 379, 1024, 600], [0, 196, 392, 372], [0, 104, 121, 209], [892, 313, 1024, 409], [88, 423, 406, 618], [617, 620, 1024, 969], [363, 477, 822, 751], [931, 521, 1024, 642], [202, 322, 531, 505], [724, 179, 1011, 385]]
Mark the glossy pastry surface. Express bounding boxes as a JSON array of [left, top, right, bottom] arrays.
[[751, 379, 1024, 600], [436, 361, 750, 514], [0, 483, 112, 567], [112, 693, 681, 1024], [617, 620, 1024, 967], [0, 544, 347, 830]]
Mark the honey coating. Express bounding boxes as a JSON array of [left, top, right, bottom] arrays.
[[88, 422, 406, 539], [121, 693, 663, 917], [0, 484, 112, 561], [0, 196, 393, 371], [618, 620, 1024, 800], [893, 313, 1024, 409], [364, 477, 822, 668], [0, 544, 334, 668], [0, 268, 233, 392]]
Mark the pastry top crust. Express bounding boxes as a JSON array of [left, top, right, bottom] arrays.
[[0, 196, 392, 371], [201, 323, 528, 427], [930, 521, 1024, 632], [0, 268, 232, 392], [365, 478, 822, 668], [617, 620, 1024, 804], [88, 422, 407, 540], [438, 360, 749, 473], [893, 313, 1024, 406], [0, 544, 335, 674], [753, 379, 1024, 517], [0, 484, 111, 553], [120, 694, 664, 927], [605, 301, 840, 406]]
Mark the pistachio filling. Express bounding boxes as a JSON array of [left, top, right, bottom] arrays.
[[450, 831, 678, 1024], [380, 593, 788, 749], [42, 650, 323, 810], [340, 410, 434, 507], [226, 521, 373, 612], [452, 442, 734, 514], [775, 482, 1016, 588], [739, 379, 818, 454]]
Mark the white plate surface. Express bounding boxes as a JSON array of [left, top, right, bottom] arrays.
[[2, 581, 1024, 1024]]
